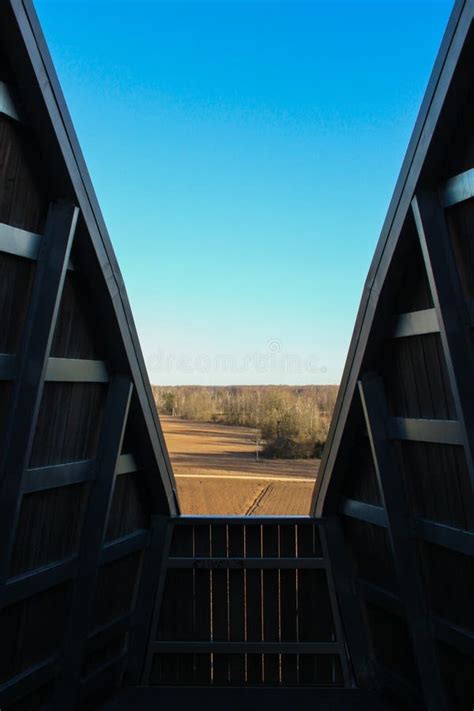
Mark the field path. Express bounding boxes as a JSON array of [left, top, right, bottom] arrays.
[[161, 416, 318, 515]]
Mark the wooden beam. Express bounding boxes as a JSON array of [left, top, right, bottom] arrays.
[[415, 518, 474, 557], [22, 459, 95, 493], [0, 657, 58, 708], [0, 221, 41, 259], [1, 557, 77, 607], [149, 641, 342, 655], [0, 202, 78, 586], [440, 168, 474, 207], [322, 516, 376, 688], [393, 308, 439, 338], [358, 375, 448, 711], [360, 578, 474, 658], [341, 498, 388, 528], [100, 529, 149, 566], [412, 191, 474, 526], [141, 519, 175, 684], [126, 515, 169, 685], [166, 556, 326, 569], [434, 618, 474, 657], [52, 376, 133, 709], [387, 416, 463, 445], [45, 357, 109, 382]]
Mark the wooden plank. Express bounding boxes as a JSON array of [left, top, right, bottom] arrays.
[[0, 201, 78, 585], [22, 459, 95, 493], [192, 523, 211, 684], [359, 375, 448, 711], [245, 524, 263, 683], [413, 191, 474, 526], [45, 357, 109, 383], [52, 376, 133, 708], [210, 524, 229, 684], [228, 525, 245, 683], [279, 524, 298, 684], [262, 525, 280, 683], [441, 168, 474, 207], [393, 308, 439, 338], [387, 416, 463, 445]]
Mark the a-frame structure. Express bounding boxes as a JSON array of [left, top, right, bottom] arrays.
[[0, 0, 178, 708], [313, 1, 474, 709], [1, 0, 474, 709]]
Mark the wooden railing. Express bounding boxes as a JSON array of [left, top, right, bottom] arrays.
[[142, 516, 351, 687]]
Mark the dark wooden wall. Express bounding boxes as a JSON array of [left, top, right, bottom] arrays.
[[315, 13, 474, 711], [0, 53, 171, 711]]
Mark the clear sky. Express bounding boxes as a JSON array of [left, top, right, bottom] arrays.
[[36, 0, 453, 385]]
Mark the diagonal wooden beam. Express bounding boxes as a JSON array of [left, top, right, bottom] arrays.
[[412, 191, 474, 527], [358, 375, 448, 711], [0, 202, 79, 586], [52, 375, 133, 708]]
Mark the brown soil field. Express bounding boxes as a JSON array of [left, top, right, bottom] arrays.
[[161, 416, 319, 515]]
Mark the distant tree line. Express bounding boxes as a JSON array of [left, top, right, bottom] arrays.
[[151, 385, 338, 459]]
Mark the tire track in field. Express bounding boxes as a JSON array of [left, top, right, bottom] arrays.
[[245, 483, 274, 515]]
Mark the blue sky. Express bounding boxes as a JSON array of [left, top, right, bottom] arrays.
[[36, 0, 453, 385]]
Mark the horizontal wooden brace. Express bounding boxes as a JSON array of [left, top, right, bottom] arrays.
[[173, 515, 317, 525], [392, 308, 439, 338], [441, 168, 474, 207], [388, 417, 463, 445], [0, 221, 74, 268], [341, 498, 388, 528], [370, 661, 422, 707], [80, 650, 127, 687], [359, 578, 474, 657], [167, 556, 326, 570], [1, 557, 78, 608], [434, 618, 474, 657], [117, 452, 139, 475], [46, 358, 109, 383], [415, 518, 474, 556], [22, 459, 95, 493], [0, 221, 40, 259], [341, 500, 473, 555], [87, 613, 133, 654], [150, 641, 342, 655], [0, 657, 58, 707], [0, 353, 16, 379], [100, 529, 149, 566]]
